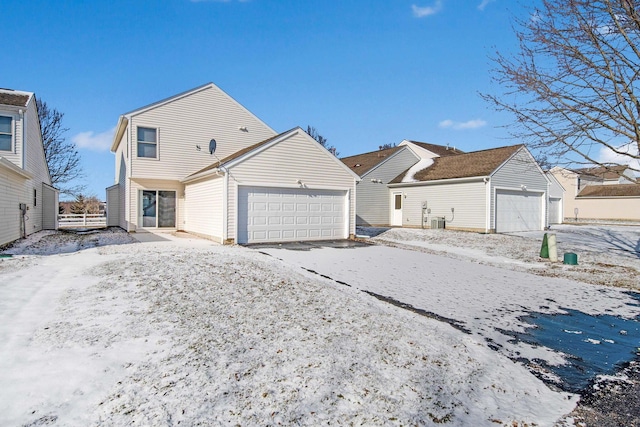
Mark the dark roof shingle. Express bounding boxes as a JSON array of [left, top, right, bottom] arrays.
[[577, 183, 640, 197], [574, 165, 630, 180], [390, 144, 523, 183], [406, 141, 465, 157], [340, 146, 404, 176], [0, 91, 30, 107]]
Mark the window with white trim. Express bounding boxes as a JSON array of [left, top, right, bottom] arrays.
[[137, 127, 157, 158], [0, 116, 12, 151]]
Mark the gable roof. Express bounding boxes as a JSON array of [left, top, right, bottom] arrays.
[[340, 146, 405, 176], [0, 89, 32, 107], [183, 127, 360, 183], [404, 140, 465, 157], [577, 183, 640, 198], [185, 130, 293, 180], [574, 164, 630, 180], [390, 144, 523, 184]]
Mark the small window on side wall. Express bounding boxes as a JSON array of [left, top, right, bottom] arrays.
[[137, 127, 157, 158], [0, 116, 12, 151], [34, 189, 37, 207]]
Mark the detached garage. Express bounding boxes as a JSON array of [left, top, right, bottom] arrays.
[[182, 127, 358, 244], [388, 145, 550, 233]]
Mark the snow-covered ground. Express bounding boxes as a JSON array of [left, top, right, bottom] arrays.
[[0, 229, 582, 426]]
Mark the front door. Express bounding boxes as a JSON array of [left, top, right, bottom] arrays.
[[140, 190, 176, 228], [392, 192, 403, 226]]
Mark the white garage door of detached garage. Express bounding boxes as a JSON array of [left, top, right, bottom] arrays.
[[237, 186, 348, 244], [495, 189, 544, 233]]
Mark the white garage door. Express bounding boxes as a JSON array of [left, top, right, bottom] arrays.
[[237, 186, 347, 244], [496, 190, 543, 233], [548, 197, 562, 224]]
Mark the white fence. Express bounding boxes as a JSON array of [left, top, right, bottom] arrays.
[[58, 214, 107, 229]]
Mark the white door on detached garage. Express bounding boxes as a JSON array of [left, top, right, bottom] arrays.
[[495, 189, 543, 232], [237, 186, 348, 244]]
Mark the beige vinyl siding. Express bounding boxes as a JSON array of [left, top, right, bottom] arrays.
[[570, 197, 640, 221], [129, 85, 276, 180], [42, 183, 58, 230], [226, 131, 356, 242], [23, 100, 52, 235], [114, 130, 129, 230], [356, 148, 419, 226], [184, 176, 224, 242], [0, 167, 26, 245], [398, 180, 487, 230], [128, 179, 184, 231], [490, 149, 547, 229]]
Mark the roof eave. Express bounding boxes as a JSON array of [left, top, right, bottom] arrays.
[[388, 175, 488, 187], [110, 116, 129, 153]]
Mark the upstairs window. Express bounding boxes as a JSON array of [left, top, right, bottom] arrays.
[[0, 116, 12, 151], [137, 127, 157, 158]]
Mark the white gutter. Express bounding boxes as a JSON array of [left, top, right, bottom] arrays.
[[20, 109, 26, 169], [388, 175, 486, 187]]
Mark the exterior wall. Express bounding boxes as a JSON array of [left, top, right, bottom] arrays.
[[128, 85, 276, 181], [0, 167, 26, 245], [490, 149, 548, 229], [226, 130, 357, 243], [127, 179, 184, 231], [106, 185, 120, 227], [115, 132, 129, 230], [571, 197, 640, 221], [42, 183, 58, 230], [184, 176, 224, 242], [393, 180, 487, 231], [356, 148, 419, 226]]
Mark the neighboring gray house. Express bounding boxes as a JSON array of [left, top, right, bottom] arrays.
[[341, 140, 463, 226], [108, 83, 358, 244], [388, 144, 549, 233], [0, 88, 58, 246]]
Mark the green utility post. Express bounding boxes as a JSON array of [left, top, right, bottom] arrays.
[[540, 233, 549, 258]]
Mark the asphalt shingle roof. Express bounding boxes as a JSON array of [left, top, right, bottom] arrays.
[[340, 147, 404, 176], [577, 183, 640, 197], [390, 144, 523, 183], [406, 141, 465, 157], [574, 165, 630, 180], [0, 90, 30, 107]]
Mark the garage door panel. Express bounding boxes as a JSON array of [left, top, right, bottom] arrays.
[[496, 190, 543, 233], [238, 187, 348, 244]]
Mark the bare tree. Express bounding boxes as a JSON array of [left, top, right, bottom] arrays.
[[379, 143, 396, 150], [70, 194, 102, 214], [37, 99, 85, 195], [482, 0, 640, 182], [306, 125, 339, 156]]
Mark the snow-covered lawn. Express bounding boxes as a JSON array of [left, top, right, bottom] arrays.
[[0, 229, 580, 426]]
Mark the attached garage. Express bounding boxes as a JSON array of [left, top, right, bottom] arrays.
[[237, 186, 347, 244], [495, 190, 543, 232]]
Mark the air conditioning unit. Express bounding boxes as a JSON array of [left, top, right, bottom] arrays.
[[431, 217, 446, 229]]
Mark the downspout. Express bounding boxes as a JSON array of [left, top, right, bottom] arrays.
[[222, 170, 229, 244], [484, 176, 491, 233], [20, 109, 25, 169]]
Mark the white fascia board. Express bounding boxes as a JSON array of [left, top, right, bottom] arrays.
[[110, 116, 129, 153], [0, 156, 33, 179], [181, 168, 225, 184], [388, 175, 486, 187]]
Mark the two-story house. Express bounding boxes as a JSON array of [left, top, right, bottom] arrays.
[[0, 88, 59, 246], [107, 83, 358, 244]]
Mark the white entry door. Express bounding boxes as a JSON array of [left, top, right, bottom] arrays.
[[237, 186, 348, 244], [391, 192, 403, 226]]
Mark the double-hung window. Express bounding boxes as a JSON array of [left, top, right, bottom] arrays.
[[137, 127, 157, 158], [0, 116, 12, 151]]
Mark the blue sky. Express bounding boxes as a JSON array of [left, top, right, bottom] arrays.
[[4, 0, 529, 199]]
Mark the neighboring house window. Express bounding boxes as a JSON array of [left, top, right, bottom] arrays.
[[0, 116, 12, 151], [137, 127, 157, 158]]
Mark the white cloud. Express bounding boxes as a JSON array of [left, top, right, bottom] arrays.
[[597, 141, 640, 172], [439, 119, 487, 130], [72, 127, 116, 152], [412, 1, 442, 18], [477, 0, 495, 11]]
